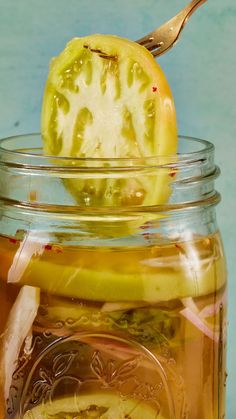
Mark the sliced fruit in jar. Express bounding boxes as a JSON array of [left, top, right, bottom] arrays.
[[1, 233, 226, 303], [0, 286, 40, 403], [7, 250, 225, 303], [42, 35, 176, 159], [41, 34, 177, 206], [23, 393, 164, 418], [36, 295, 180, 345]]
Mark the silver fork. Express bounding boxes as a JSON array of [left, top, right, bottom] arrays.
[[136, 0, 207, 57]]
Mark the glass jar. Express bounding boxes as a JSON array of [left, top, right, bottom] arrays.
[[0, 134, 227, 419]]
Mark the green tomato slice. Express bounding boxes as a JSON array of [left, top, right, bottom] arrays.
[[8, 254, 225, 303], [4, 233, 226, 303], [23, 393, 164, 418], [41, 34, 177, 207]]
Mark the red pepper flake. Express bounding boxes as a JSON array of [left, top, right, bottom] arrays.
[[9, 238, 17, 244], [45, 244, 52, 251], [152, 86, 158, 93], [169, 171, 177, 178]]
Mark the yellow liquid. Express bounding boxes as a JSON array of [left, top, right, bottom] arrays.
[[0, 232, 226, 418]]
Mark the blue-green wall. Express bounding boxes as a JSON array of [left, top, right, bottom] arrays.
[[0, 0, 235, 415]]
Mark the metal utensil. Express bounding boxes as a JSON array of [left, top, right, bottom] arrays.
[[136, 0, 207, 57]]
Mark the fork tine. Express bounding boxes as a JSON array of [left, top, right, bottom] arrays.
[[146, 42, 164, 53], [139, 36, 164, 53], [137, 33, 156, 47], [139, 37, 164, 52], [138, 36, 154, 46], [137, 30, 164, 49], [151, 44, 170, 57]]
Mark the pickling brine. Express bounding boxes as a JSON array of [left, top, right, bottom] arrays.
[[0, 230, 227, 419]]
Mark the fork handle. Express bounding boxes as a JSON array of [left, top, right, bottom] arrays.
[[182, 0, 207, 21]]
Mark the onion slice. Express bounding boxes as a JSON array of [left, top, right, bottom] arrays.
[[180, 307, 219, 343], [0, 285, 40, 401], [199, 291, 227, 319], [181, 297, 199, 314]]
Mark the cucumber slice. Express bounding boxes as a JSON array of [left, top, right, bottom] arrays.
[[41, 34, 177, 207], [23, 393, 164, 418]]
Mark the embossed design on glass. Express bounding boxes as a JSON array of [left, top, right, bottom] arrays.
[[18, 334, 177, 417]]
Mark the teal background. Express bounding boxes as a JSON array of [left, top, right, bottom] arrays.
[[0, 0, 235, 415]]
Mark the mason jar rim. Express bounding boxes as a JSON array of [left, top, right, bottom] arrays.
[[0, 133, 214, 170], [0, 133, 220, 212]]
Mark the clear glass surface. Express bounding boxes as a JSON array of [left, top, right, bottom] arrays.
[[0, 135, 227, 418]]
